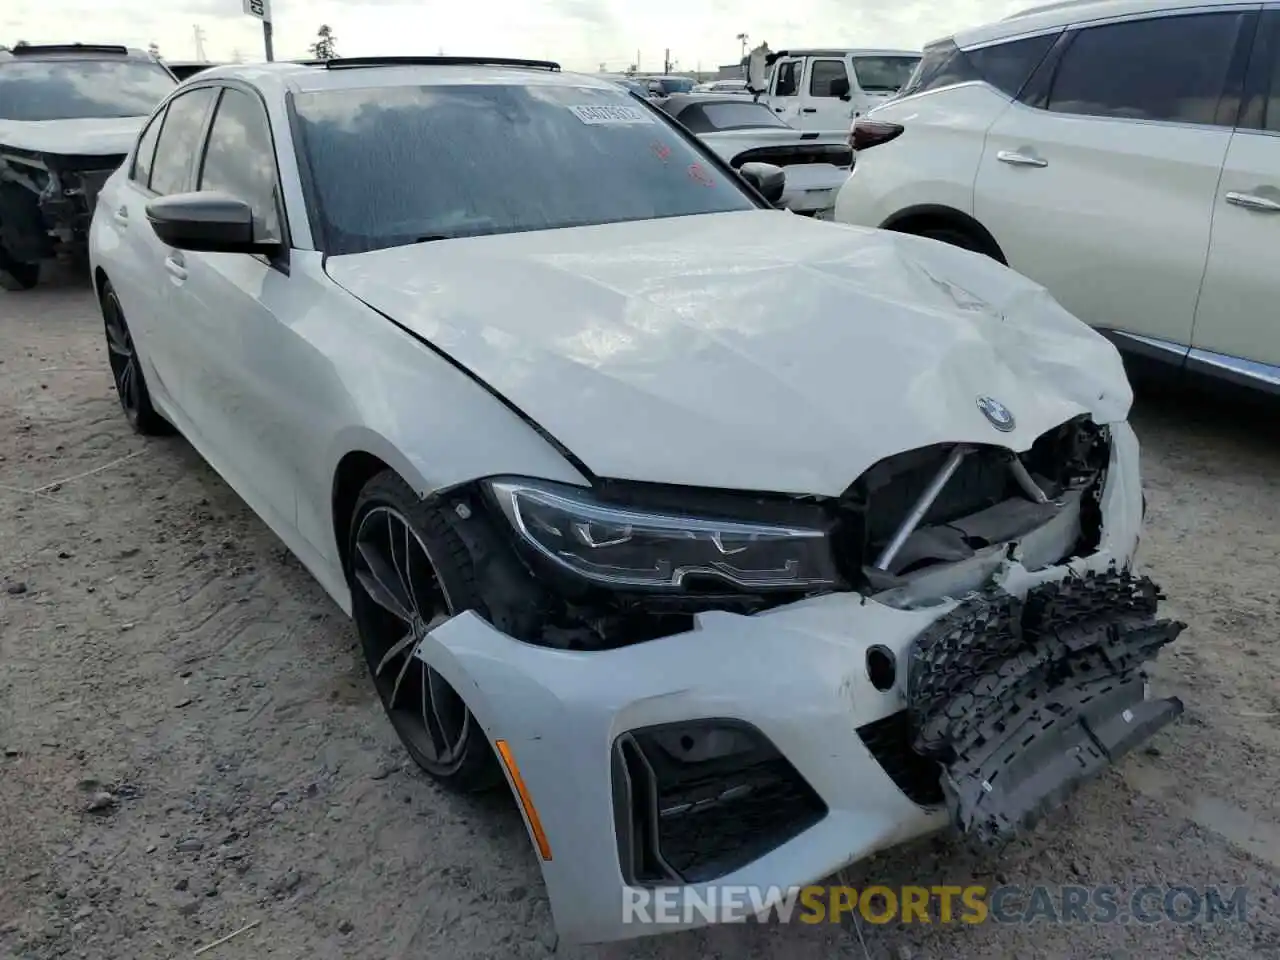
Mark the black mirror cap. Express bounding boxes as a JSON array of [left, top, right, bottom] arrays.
[[830, 76, 851, 100], [739, 161, 786, 206], [145, 191, 281, 255]]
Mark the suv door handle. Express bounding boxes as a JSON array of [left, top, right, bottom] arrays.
[[164, 253, 187, 281], [1225, 191, 1280, 213], [774, 106, 786, 112], [997, 150, 1048, 168], [801, 107, 818, 113], [113, 206, 129, 226]]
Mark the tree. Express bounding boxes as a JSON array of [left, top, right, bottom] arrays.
[[148, 41, 161, 59], [310, 24, 338, 61]]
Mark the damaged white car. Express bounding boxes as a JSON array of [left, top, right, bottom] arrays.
[[88, 57, 1185, 944], [0, 42, 176, 290]]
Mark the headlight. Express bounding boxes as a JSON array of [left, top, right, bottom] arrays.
[[487, 480, 840, 591]]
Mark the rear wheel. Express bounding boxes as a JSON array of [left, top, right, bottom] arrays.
[[908, 223, 993, 258], [100, 281, 172, 435], [0, 246, 39, 291], [348, 471, 501, 793]]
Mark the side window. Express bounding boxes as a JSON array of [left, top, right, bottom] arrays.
[[150, 86, 217, 196], [773, 60, 800, 97], [130, 107, 165, 188], [198, 88, 282, 242], [898, 40, 976, 97], [809, 59, 849, 97], [966, 33, 1058, 98], [1046, 12, 1248, 126], [1239, 10, 1280, 131]]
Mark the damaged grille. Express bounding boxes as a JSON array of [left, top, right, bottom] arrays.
[[612, 720, 826, 885], [841, 415, 1110, 586], [906, 569, 1184, 846]]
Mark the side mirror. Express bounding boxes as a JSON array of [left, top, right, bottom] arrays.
[[739, 161, 785, 206], [830, 76, 851, 101], [145, 191, 281, 255]]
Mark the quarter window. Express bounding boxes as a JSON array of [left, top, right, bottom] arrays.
[[1046, 12, 1248, 126], [967, 34, 1056, 98], [198, 88, 282, 241], [809, 59, 849, 97], [149, 86, 217, 196], [130, 107, 165, 188]]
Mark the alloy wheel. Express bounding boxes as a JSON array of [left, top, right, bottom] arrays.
[[351, 505, 473, 772], [103, 290, 141, 421]]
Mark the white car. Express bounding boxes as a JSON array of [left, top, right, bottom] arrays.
[[656, 93, 852, 215], [833, 0, 1280, 393], [89, 55, 1186, 944], [692, 79, 751, 95]]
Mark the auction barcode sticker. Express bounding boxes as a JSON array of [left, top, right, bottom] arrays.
[[569, 104, 653, 125]]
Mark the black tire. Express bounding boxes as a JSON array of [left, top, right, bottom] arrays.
[[908, 224, 997, 260], [0, 248, 39, 291], [348, 470, 502, 793], [100, 280, 173, 435]]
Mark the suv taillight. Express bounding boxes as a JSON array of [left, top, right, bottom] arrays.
[[849, 119, 904, 151]]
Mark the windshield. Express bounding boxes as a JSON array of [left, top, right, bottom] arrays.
[[0, 58, 176, 121], [293, 83, 758, 256], [852, 56, 921, 93], [677, 101, 788, 133]]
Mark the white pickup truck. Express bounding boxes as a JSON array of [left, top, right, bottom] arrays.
[[749, 48, 921, 131]]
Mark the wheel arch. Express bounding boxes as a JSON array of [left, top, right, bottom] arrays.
[[92, 265, 109, 301], [879, 204, 1008, 265]]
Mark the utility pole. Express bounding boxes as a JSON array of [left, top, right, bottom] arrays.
[[663, 48, 671, 73], [192, 24, 207, 61], [263, 20, 274, 61], [737, 32, 749, 59]]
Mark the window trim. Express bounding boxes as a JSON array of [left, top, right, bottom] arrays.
[[1034, 8, 1261, 132], [194, 81, 293, 268], [807, 57, 850, 98], [1238, 7, 1280, 133], [128, 105, 167, 191], [147, 83, 220, 198]]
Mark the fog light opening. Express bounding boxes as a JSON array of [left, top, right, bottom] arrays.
[[867, 645, 897, 692]]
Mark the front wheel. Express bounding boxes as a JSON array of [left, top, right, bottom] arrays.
[[348, 471, 501, 793]]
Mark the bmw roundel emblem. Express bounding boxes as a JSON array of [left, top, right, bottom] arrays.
[[976, 396, 1016, 432]]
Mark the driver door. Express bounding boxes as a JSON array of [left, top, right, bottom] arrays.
[[165, 83, 303, 531], [768, 57, 805, 124]]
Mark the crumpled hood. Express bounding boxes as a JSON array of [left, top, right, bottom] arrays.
[[0, 117, 144, 157], [325, 210, 1132, 495]]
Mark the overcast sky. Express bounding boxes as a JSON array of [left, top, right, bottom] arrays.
[[4, 0, 1027, 70]]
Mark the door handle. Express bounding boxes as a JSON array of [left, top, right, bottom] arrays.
[[1225, 191, 1280, 213], [801, 107, 818, 113], [163, 254, 187, 281], [996, 150, 1048, 168], [113, 206, 129, 226], [774, 106, 786, 112]]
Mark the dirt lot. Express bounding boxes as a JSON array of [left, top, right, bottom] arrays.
[[1, 269, 1279, 960]]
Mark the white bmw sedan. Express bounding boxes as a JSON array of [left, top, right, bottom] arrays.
[[89, 56, 1186, 944]]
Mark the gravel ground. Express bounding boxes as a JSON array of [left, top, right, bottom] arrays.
[[2, 268, 1279, 960]]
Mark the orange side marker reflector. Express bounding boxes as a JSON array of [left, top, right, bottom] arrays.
[[495, 739, 553, 861]]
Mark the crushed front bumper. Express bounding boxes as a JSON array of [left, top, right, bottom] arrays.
[[416, 423, 1170, 944]]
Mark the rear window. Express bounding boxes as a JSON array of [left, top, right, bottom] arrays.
[[897, 34, 1056, 99], [676, 101, 788, 133], [292, 83, 758, 255], [0, 58, 176, 121], [852, 56, 922, 93]]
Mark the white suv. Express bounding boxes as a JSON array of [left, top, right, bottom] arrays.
[[833, 0, 1280, 393]]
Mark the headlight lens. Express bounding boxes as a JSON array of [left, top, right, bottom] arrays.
[[488, 480, 840, 591]]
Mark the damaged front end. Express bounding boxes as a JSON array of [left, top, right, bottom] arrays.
[[416, 415, 1181, 942], [0, 145, 121, 284]]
